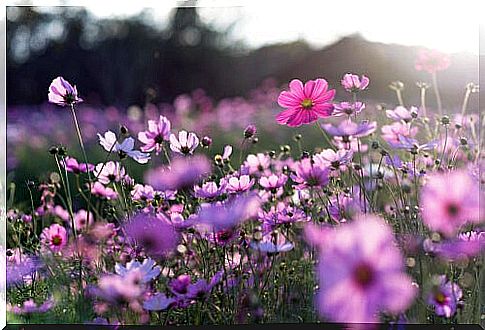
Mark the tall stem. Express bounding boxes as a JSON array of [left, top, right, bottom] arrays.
[[431, 72, 443, 116], [460, 88, 471, 127]]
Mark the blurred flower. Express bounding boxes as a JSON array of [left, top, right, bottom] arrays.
[[332, 101, 365, 117], [8, 298, 54, 315], [420, 170, 481, 237], [423, 231, 484, 261], [90, 182, 118, 200], [415, 49, 451, 74], [40, 223, 68, 253], [386, 106, 419, 123], [138, 115, 171, 155], [306, 214, 416, 323], [98, 131, 150, 164], [322, 120, 377, 141], [245, 153, 271, 175], [94, 161, 126, 184], [244, 124, 257, 138], [427, 275, 462, 318], [170, 274, 192, 296], [145, 155, 211, 191], [170, 130, 199, 155], [115, 258, 161, 284], [250, 235, 294, 254], [62, 156, 94, 174], [259, 174, 287, 190], [381, 122, 418, 148], [143, 293, 176, 311], [276, 78, 335, 127], [222, 145, 233, 160], [124, 213, 179, 258], [341, 73, 370, 92], [74, 209, 93, 231], [48, 76, 83, 106]]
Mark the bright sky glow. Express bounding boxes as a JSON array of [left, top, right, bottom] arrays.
[[3, 0, 484, 54]]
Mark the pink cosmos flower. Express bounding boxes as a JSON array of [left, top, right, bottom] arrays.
[[194, 181, 226, 199], [244, 153, 271, 175], [170, 130, 199, 155], [74, 209, 93, 231], [224, 175, 255, 194], [48, 76, 83, 106], [427, 275, 462, 318], [381, 122, 418, 148], [420, 170, 481, 237], [314, 149, 353, 171], [90, 182, 118, 200], [415, 49, 451, 74], [94, 161, 126, 185], [259, 174, 288, 190], [386, 106, 419, 123], [291, 157, 329, 189], [332, 101, 365, 117], [62, 157, 94, 174], [341, 73, 370, 92], [306, 214, 417, 323], [138, 115, 172, 155], [40, 223, 68, 253], [276, 78, 335, 127]]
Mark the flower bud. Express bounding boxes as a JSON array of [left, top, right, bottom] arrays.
[[244, 124, 257, 139], [201, 136, 212, 147]]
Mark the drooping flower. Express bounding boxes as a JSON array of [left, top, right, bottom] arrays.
[[305, 215, 417, 323], [98, 131, 150, 164], [115, 258, 161, 284], [420, 170, 481, 237], [169, 130, 199, 155], [341, 73, 370, 92], [94, 161, 126, 185], [138, 115, 171, 155], [62, 157, 94, 174], [276, 78, 335, 127], [415, 49, 451, 74], [124, 213, 179, 258], [48, 76, 83, 106], [291, 157, 329, 189], [427, 275, 463, 318], [40, 223, 68, 253], [332, 101, 365, 117], [145, 155, 211, 191]]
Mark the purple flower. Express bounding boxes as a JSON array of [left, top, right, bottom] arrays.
[[386, 106, 419, 123], [194, 181, 226, 199], [322, 120, 377, 141], [145, 155, 211, 191], [423, 231, 484, 260], [381, 122, 418, 148], [341, 73, 370, 92], [94, 161, 126, 184], [48, 76, 83, 106], [170, 130, 199, 155], [258, 202, 309, 227], [332, 101, 365, 117], [131, 184, 158, 201], [170, 274, 192, 296], [98, 131, 150, 164], [244, 124, 257, 138], [314, 148, 353, 171], [8, 298, 54, 315], [143, 293, 177, 311], [427, 275, 462, 318], [62, 156, 94, 174], [93, 271, 146, 304], [185, 272, 223, 300], [138, 115, 171, 155], [291, 157, 329, 189], [305, 214, 417, 323], [259, 174, 288, 190], [250, 234, 294, 254], [124, 213, 179, 258], [224, 175, 255, 194], [395, 135, 438, 153], [74, 209, 93, 231]]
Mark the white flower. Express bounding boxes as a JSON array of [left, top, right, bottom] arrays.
[[169, 130, 199, 155], [98, 130, 150, 164], [115, 258, 161, 284]]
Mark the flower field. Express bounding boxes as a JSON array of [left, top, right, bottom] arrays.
[[5, 49, 484, 326]]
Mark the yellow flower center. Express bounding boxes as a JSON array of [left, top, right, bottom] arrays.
[[435, 292, 446, 304], [301, 98, 313, 109]]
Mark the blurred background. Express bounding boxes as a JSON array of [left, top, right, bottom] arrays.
[[5, 2, 481, 206]]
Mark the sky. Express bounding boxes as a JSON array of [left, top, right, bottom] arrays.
[[3, 0, 483, 54]]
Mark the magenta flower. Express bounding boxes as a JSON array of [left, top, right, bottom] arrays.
[[259, 174, 288, 190], [138, 115, 172, 155], [62, 157, 94, 174], [40, 223, 68, 253], [124, 213, 179, 258], [427, 275, 462, 318], [341, 73, 370, 92], [224, 175, 255, 194], [170, 130, 199, 155], [90, 182, 118, 200], [420, 170, 481, 237], [170, 274, 192, 296], [332, 101, 365, 117], [194, 181, 226, 199], [291, 157, 329, 189], [381, 122, 418, 148], [306, 215, 416, 323], [276, 78, 335, 127], [415, 49, 451, 74], [48, 76, 83, 106]]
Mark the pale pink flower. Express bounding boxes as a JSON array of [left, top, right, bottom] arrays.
[[341, 73, 370, 92], [169, 130, 199, 155], [48, 76, 83, 106], [138, 115, 171, 155]]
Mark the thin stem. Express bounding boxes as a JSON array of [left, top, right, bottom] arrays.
[[315, 122, 335, 150], [420, 87, 428, 118], [460, 88, 471, 127], [396, 90, 404, 107]]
